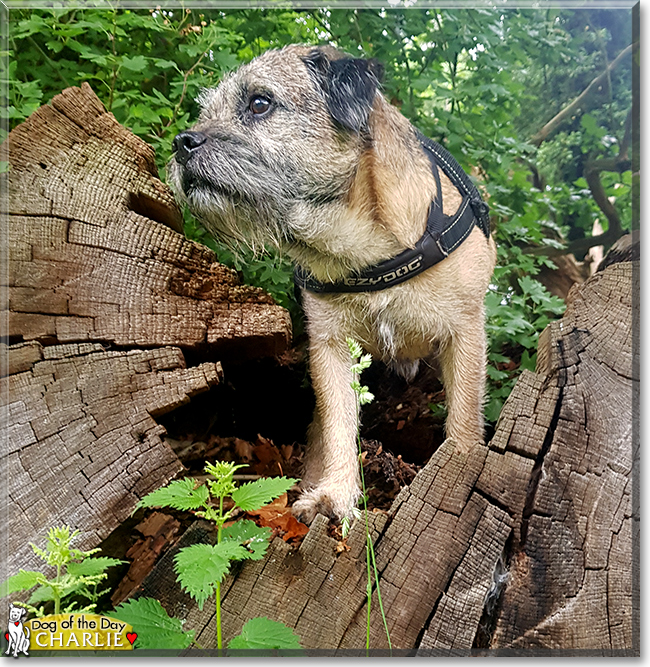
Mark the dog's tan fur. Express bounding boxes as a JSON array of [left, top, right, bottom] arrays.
[[169, 44, 497, 523]]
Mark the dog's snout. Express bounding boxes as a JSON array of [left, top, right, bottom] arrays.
[[173, 131, 207, 166]]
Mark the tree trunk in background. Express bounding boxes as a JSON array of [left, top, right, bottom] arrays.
[[138, 261, 637, 655], [0, 85, 291, 580]]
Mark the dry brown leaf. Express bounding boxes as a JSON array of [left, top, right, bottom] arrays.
[[247, 493, 309, 542], [234, 437, 255, 461]]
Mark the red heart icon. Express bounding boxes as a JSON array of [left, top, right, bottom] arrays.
[[14, 622, 19, 627], [4, 633, 8, 641], [126, 632, 137, 645]]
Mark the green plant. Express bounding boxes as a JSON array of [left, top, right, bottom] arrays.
[[0, 526, 124, 616], [135, 462, 300, 651], [4, 4, 633, 441], [347, 338, 391, 653], [484, 275, 566, 422]]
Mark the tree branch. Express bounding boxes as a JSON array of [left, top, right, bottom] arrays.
[[530, 43, 635, 147]]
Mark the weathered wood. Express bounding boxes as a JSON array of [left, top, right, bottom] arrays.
[[0, 85, 292, 583], [2, 83, 291, 358], [1, 341, 220, 578], [111, 512, 181, 607], [135, 262, 637, 654]]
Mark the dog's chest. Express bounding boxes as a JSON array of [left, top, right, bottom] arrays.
[[356, 287, 449, 360]]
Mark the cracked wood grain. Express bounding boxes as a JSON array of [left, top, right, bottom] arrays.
[[1, 341, 221, 579], [1, 85, 292, 588], [491, 262, 637, 652], [134, 262, 636, 654], [2, 83, 291, 358]]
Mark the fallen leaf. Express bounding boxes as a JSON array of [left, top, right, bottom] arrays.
[[252, 435, 283, 476], [246, 493, 308, 542], [234, 438, 255, 461]]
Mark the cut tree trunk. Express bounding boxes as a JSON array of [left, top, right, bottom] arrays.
[[137, 261, 638, 655], [0, 85, 291, 580]]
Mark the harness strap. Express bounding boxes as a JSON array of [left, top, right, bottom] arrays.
[[294, 133, 490, 294]]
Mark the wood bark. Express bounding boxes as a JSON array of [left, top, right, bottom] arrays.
[[137, 261, 637, 655], [0, 85, 291, 580]]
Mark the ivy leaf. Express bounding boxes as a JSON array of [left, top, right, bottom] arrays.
[[228, 617, 302, 650], [221, 520, 271, 561], [0, 570, 43, 597], [67, 557, 125, 577], [173, 542, 249, 610], [230, 478, 298, 512], [108, 597, 194, 650], [137, 478, 208, 511]]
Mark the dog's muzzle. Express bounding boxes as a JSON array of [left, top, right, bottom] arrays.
[[173, 131, 208, 166]]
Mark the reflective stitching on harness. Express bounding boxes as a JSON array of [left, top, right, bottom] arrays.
[[440, 198, 471, 242], [429, 150, 466, 189], [435, 237, 449, 257], [447, 217, 474, 252]]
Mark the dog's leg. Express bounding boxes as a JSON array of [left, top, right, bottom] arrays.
[[439, 321, 486, 452], [301, 409, 325, 491], [293, 338, 360, 524]]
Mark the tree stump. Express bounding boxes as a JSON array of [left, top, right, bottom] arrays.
[[0, 85, 291, 580], [138, 261, 637, 655]]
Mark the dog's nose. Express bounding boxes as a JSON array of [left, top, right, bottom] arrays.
[[173, 131, 207, 166]]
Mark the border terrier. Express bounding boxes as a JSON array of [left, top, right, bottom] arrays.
[[169, 45, 497, 524]]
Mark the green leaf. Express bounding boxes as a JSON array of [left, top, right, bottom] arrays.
[[173, 542, 249, 610], [230, 477, 298, 512], [486, 366, 509, 381], [108, 597, 194, 650], [121, 55, 148, 71], [28, 584, 58, 605], [228, 617, 302, 650], [0, 570, 42, 597], [67, 557, 125, 577], [137, 478, 209, 511], [221, 520, 271, 561]]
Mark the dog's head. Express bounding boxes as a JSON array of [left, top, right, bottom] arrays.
[[168, 45, 384, 252], [8, 604, 26, 623]]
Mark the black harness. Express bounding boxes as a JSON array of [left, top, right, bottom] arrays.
[[294, 132, 490, 294]]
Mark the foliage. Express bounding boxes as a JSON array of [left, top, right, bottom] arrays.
[[228, 616, 302, 650], [108, 597, 194, 650], [0, 526, 124, 616], [347, 338, 391, 652], [3, 6, 633, 419], [137, 462, 298, 649]]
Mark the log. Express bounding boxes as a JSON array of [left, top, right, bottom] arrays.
[[0, 85, 291, 580], [2, 82, 290, 358], [136, 261, 637, 655]]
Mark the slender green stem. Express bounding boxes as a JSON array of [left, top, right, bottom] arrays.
[[54, 564, 61, 615], [216, 494, 224, 651], [216, 582, 222, 651], [353, 354, 392, 654]]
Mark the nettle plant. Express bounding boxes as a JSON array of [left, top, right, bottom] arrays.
[[0, 526, 125, 616], [113, 462, 301, 651]]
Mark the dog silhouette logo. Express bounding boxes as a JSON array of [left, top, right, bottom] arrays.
[[5, 604, 30, 658]]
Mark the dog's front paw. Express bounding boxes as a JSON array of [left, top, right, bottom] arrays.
[[292, 485, 360, 525]]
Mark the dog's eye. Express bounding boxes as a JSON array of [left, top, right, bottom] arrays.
[[249, 96, 271, 115]]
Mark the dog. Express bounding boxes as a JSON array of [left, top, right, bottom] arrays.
[[6, 604, 30, 658], [169, 44, 497, 524]]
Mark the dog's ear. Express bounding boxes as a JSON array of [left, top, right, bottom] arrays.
[[303, 49, 383, 133]]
